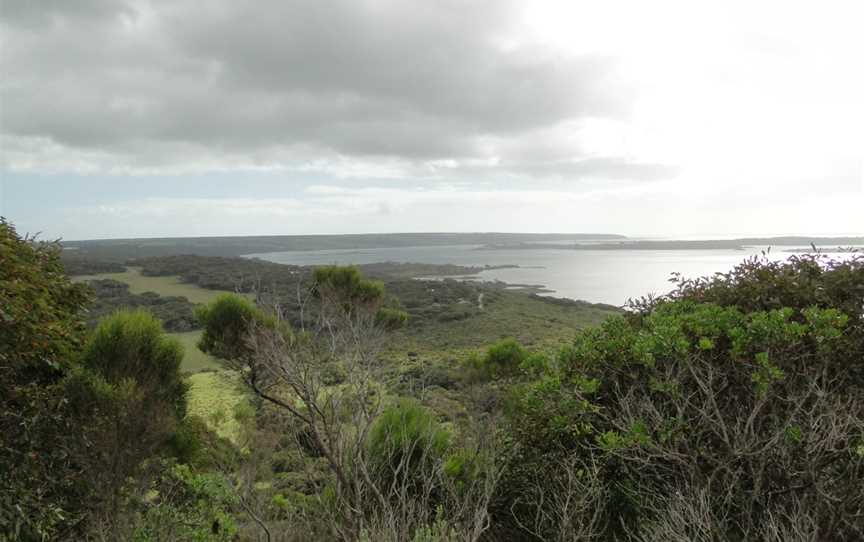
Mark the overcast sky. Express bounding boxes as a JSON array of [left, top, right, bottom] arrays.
[[1, 0, 862, 240]]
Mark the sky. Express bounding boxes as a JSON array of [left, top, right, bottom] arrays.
[[1, 0, 862, 240]]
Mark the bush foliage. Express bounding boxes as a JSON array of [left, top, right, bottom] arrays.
[[367, 399, 451, 477], [501, 253, 864, 540], [195, 294, 273, 360], [0, 221, 210, 540], [1, 220, 92, 540]]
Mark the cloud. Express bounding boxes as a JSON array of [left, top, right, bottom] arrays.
[[0, 0, 661, 182], [0, 0, 135, 27]]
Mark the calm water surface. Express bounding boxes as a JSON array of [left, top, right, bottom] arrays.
[[247, 245, 854, 306]]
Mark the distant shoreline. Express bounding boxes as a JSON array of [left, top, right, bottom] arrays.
[[476, 236, 864, 252], [60, 233, 864, 263]]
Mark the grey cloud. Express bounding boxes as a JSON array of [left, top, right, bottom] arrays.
[[507, 158, 679, 181], [1, 0, 670, 181], [0, 0, 135, 27], [170, 1, 620, 131]]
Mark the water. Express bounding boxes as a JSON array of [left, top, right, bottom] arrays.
[[246, 245, 857, 306]]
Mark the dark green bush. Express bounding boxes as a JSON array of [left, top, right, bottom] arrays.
[[375, 306, 409, 330], [467, 338, 529, 381], [196, 294, 272, 360], [0, 220, 92, 540], [63, 310, 193, 526], [82, 309, 188, 418], [313, 265, 384, 305], [0, 219, 90, 382]]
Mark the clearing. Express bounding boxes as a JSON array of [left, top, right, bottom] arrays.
[[72, 266, 229, 304]]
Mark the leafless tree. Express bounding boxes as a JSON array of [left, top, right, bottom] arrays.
[[218, 271, 500, 541]]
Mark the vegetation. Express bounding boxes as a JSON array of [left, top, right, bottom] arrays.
[[196, 266, 500, 541], [0, 221, 227, 540], [1, 220, 91, 540], [173, 330, 223, 372], [498, 253, 864, 540], [72, 265, 259, 373], [64, 311, 189, 528], [6, 217, 862, 541], [60, 232, 626, 261], [475, 338, 528, 377], [81, 278, 199, 332], [59, 256, 126, 276], [366, 399, 452, 491], [186, 371, 248, 444], [132, 462, 239, 541], [78, 309, 188, 420], [92, 253, 616, 356], [72, 266, 233, 304]]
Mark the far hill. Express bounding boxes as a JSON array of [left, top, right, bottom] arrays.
[[478, 236, 864, 251], [61, 232, 626, 261]]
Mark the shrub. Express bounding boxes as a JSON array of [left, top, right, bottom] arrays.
[[66, 310, 192, 525], [313, 265, 385, 305], [132, 462, 238, 541], [376, 306, 409, 330], [503, 254, 864, 540], [82, 309, 188, 418], [468, 338, 528, 380], [196, 294, 272, 360], [367, 400, 451, 489]]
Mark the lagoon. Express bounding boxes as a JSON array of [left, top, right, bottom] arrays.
[[248, 244, 856, 306]]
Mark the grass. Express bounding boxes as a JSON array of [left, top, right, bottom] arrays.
[[72, 266, 230, 304], [171, 330, 222, 373], [186, 371, 247, 444]]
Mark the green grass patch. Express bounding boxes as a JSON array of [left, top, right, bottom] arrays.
[[187, 370, 247, 445], [73, 266, 231, 304], [172, 330, 222, 373]]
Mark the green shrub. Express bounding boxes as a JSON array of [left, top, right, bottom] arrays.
[[376, 306, 409, 330], [367, 400, 450, 487], [502, 254, 864, 540], [313, 265, 385, 305], [133, 462, 238, 541], [63, 310, 193, 525], [196, 294, 272, 360], [467, 338, 529, 380], [82, 309, 188, 418]]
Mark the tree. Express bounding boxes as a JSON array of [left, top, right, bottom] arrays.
[[0, 219, 92, 540], [1, 219, 197, 539], [198, 266, 499, 541], [65, 309, 190, 528], [80, 309, 188, 419], [0, 219, 90, 382], [195, 293, 273, 361]]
